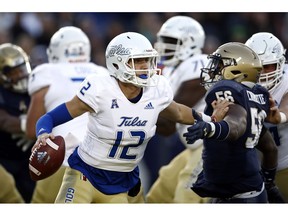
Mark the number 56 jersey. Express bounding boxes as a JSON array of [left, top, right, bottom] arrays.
[[203, 79, 270, 184], [76, 74, 173, 172]]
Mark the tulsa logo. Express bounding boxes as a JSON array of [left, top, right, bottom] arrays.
[[118, 116, 147, 127]]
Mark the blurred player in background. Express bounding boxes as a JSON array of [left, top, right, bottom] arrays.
[[26, 26, 108, 203], [245, 32, 288, 202], [146, 15, 209, 203], [0, 43, 35, 203]]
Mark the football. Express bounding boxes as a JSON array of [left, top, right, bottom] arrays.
[[29, 135, 65, 181]]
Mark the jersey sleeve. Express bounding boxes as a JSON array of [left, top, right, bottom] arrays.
[[156, 75, 174, 110], [76, 74, 100, 113], [28, 64, 53, 95]]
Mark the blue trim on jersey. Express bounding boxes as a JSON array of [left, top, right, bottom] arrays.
[[36, 103, 73, 136], [68, 147, 140, 195], [71, 78, 85, 82]]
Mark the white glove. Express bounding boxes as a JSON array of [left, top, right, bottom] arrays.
[[19, 114, 27, 132], [12, 134, 35, 152]]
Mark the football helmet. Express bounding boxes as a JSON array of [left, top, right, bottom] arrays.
[[200, 42, 262, 90], [0, 43, 31, 93], [106, 32, 160, 87], [245, 32, 286, 91], [155, 15, 205, 66], [47, 26, 91, 63]]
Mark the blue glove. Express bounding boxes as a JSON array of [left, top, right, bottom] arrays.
[[183, 118, 212, 144]]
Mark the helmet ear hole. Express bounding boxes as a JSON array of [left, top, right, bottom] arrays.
[[113, 63, 119, 70], [231, 70, 241, 75]]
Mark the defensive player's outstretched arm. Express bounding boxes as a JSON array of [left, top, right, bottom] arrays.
[[256, 127, 278, 170], [222, 103, 247, 140], [184, 103, 247, 144]]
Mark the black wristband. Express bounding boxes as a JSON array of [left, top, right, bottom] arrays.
[[209, 120, 230, 140], [261, 166, 277, 183]]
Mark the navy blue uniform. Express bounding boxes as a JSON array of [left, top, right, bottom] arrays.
[[0, 86, 35, 202], [192, 80, 270, 200]]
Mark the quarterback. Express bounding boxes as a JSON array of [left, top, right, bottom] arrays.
[[26, 26, 108, 203]]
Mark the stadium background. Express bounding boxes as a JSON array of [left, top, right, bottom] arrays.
[[0, 13, 287, 68]]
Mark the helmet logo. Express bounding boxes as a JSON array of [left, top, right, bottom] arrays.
[[64, 47, 85, 57], [272, 43, 281, 55], [108, 44, 131, 57]]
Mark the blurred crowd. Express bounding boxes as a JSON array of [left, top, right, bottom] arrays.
[[0, 12, 287, 69]]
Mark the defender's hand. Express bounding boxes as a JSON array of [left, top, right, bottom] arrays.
[[211, 99, 232, 122], [266, 96, 281, 124], [183, 119, 212, 144], [12, 134, 34, 152]]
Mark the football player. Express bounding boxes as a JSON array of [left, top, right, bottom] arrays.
[[146, 15, 209, 203], [183, 42, 281, 203], [26, 26, 109, 203], [31, 32, 229, 203], [246, 32, 288, 202], [0, 43, 35, 203]]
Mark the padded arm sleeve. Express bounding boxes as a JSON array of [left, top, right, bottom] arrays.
[[36, 103, 73, 136]]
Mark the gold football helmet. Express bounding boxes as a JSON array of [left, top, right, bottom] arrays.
[[200, 42, 262, 89], [0, 43, 31, 93]]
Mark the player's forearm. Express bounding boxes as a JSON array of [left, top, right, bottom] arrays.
[[160, 101, 195, 125], [35, 103, 73, 136], [257, 129, 278, 169]]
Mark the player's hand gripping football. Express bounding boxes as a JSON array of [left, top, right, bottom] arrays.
[[31, 133, 55, 152]]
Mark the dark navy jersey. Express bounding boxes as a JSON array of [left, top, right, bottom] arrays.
[[0, 86, 31, 160], [192, 80, 270, 198]]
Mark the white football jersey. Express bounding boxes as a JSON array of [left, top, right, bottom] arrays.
[[76, 74, 173, 172], [266, 64, 288, 170], [28, 62, 109, 165], [162, 54, 208, 147]]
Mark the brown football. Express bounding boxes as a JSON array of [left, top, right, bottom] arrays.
[[29, 135, 65, 181]]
